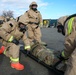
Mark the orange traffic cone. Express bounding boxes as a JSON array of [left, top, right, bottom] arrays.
[[0, 46, 5, 54], [11, 63, 24, 70]]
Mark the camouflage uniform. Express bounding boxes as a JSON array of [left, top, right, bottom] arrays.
[[57, 14, 76, 75], [30, 43, 60, 66]]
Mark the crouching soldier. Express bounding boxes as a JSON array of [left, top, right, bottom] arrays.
[[57, 14, 76, 75], [0, 18, 31, 70]]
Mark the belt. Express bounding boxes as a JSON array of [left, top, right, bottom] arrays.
[[28, 22, 39, 25]]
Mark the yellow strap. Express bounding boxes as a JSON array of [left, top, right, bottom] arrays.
[[8, 36, 13, 42], [25, 46, 31, 50], [62, 51, 65, 57], [10, 57, 19, 62], [3, 49, 6, 55], [68, 17, 74, 35]]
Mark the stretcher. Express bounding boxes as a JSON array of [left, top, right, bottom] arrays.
[[20, 46, 64, 75]]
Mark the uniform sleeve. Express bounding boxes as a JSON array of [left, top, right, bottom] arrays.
[[19, 12, 30, 25], [0, 23, 13, 41], [63, 18, 76, 58], [64, 33, 76, 58], [22, 32, 30, 46]]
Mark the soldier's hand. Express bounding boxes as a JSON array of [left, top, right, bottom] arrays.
[[12, 39, 19, 45], [57, 54, 66, 61], [20, 46, 31, 51], [57, 52, 68, 61], [24, 46, 31, 51], [8, 36, 19, 45], [20, 46, 24, 51], [20, 46, 30, 55]]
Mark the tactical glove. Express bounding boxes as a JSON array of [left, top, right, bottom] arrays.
[[8, 36, 19, 45], [57, 51, 68, 61], [20, 46, 24, 51], [58, 54, 66, 61], [12, 39, 19, 45], [20, 46, 30, 54], [20, 45, 31, 51]]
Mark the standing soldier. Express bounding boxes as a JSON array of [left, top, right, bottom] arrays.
[[18, 1, 47, 46], [57, 14, 76, 75], [0, 18, 31, 70]]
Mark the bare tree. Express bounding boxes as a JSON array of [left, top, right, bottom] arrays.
[[2, 10, 14, 18]]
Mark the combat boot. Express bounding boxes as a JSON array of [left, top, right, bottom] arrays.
[[11, 63, 24, 70], [0, 46, 5, 54]]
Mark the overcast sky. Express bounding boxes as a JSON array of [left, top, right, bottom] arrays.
[[0, 0, 76, 19]]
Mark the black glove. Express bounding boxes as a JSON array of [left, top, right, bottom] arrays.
[[20, 46, 24, 51], [20, 46, 30, 54], [57, 54, 65, 61], [26, 50, 30, 54], [12, 39, 19, 45], [57, 54, 68, 61]]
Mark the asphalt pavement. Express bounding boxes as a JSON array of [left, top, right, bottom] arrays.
[[0, 28, 65, 75]]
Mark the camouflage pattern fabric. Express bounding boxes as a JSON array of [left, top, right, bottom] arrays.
[[30, 43, 60, 65]]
